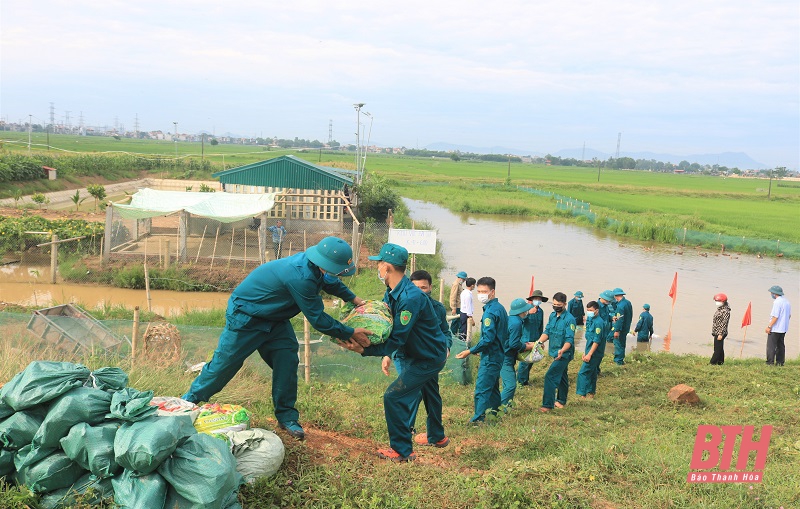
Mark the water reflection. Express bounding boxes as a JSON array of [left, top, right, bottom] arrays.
[[404, 198, 799, 360]]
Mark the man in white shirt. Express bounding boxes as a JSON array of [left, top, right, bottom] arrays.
[[460, 278, 476, 342], [765, 285, 792, 366]]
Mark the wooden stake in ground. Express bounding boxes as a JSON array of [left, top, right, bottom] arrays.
[[439, 278, 445, 303], [164, 239, 170, 269], [303, 230, 307, 251], [143, 263, 152, 312], [210, 225, 220, 269], [194, 224, 208, 263], [243, 227, 248, 270], [227, 228, 235, 269], [304, 318, 311, 383]]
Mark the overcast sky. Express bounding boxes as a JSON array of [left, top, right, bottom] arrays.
[[1, 1, 798, 168]]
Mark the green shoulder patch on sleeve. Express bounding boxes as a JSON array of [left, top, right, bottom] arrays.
[[596, 327, 602, 334], [400, 310, 412, 325], [570, 324, 576, 331], [483, 317, 492, 327]]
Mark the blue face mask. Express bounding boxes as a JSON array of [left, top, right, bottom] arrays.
[[323, 273, 339, 284], [586, 311, 595, 319], [531, 300, 541, 307]]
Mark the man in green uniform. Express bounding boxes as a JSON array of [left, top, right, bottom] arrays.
[[456, 277, 508, 424], [634, 303, 654, 342], [576, 301, 607, 398], [183, 237, 371, 441], [501, 298, 535, 408], [568, 291, 585, 326], [536, 292, 576, 412], [612, 288, 633, 365], [406, 269, 451, 433], [339, 244, 449, 462], [517, 289, 547, 386]]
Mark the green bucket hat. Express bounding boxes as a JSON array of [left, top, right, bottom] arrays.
[[306, 237, 356, 277], [574, 291, 584, 298], [526, 289, 549, 302], [599, 290, 615, 302], [613, 288, 626, 296], [368, 243, 409, 266], [456, 271, 468, 279], [768, 285, 784, 296], [509, 298, 534, 316]]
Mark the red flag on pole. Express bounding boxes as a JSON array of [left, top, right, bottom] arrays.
[[668, 272, 678, 304], [528, 276, 535, 297], [741, 302, 752, 328]]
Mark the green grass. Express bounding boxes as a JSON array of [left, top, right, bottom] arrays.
[[1, 318, 798, 508], [2, 133, 798, 248]]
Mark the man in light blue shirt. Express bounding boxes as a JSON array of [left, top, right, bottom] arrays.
[[267, 220, 287, 259], [765, 285, 792, 366]]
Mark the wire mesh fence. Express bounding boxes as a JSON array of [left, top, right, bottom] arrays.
[[0, 311, 473, 388]]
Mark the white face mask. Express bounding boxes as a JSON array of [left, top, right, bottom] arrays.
[[477, 293, 490, 304], [715, 301, 724, 307]]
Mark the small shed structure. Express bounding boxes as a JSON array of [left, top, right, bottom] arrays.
[[212, 155, 355, 229]]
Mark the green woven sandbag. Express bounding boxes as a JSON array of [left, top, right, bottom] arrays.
[[0, 406, 48, 449], [0, 447, 15, 477], [60, 422, 121, 479], [0, 399, 13, 420], [84, 367, 129, 391], [108, 387, 157, 422], [112, 469, 168, 509], [114, 415, 196, 475], [158, 433, 242, 509], [13, 446, 86, 494], [223, 428, 285, 481], [38, 473, 114, 509], [32, 387, 113, 449], [0, 361, 90, 412], [336, 300, 393, 345]]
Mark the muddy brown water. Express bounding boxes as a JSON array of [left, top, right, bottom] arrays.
[[404, 199, 799, 360], [1, 253, 230, 316]]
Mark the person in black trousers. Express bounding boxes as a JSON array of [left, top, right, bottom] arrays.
[[710, 293, 730, 365]]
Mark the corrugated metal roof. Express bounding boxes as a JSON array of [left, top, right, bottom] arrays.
[[212, 155, 352, 191]]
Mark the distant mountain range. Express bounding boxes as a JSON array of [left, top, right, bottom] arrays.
[[424, 142, 768, 169]]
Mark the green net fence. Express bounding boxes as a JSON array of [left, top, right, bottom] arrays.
[[516, 185, 799, 257], [0, 312, 472, 388]]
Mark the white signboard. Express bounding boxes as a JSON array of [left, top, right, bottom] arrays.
[[388, 228, 437, 255]]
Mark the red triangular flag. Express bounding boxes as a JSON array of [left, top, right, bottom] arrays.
[[528, 276, 535, 297], [741, 302, 752, 328], [668, 272, 678, 304]]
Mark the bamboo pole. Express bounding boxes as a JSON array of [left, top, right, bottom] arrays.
[[144, 234, 148, 262], [739, 326, 749, 358], [439, 278, 445, 303], [210, 225, 220, 268], [288, 241, 292, 258], [143, 263, 152, 312], [194, 224, 208, 263], [227, 228, 235, 269], [164, 240, 170, 269], [303, 318, 311, 383], [159, 238, 163, 267], [664, 299, 675, 352], [132, 306, 140, 362], [303, 230, 307, 250], [243, 228, 247, 270]]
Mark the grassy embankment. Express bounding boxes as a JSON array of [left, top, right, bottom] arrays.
[[1, 314, 798, 508]]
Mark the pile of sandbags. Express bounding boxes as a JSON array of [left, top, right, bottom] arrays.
[[0, 361, 261, 508]]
